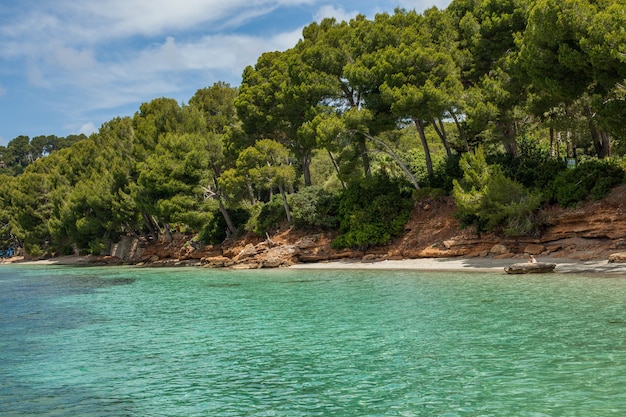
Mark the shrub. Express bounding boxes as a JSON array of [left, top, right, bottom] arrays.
[[198, 207, 250, 244], [489, 137, 567, 190], [429, 153, 464, 192], [453, 149, 543, 236], [551, 159, 625, 207], [287, 186, 339, 229], [246, 196, 287, 236], [332, 175, 413, 250]]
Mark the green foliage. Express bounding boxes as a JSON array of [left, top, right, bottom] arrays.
[[489, 136, 567, 190], [332, 175, 413, 249], [551, 159, 625, 207], [246, 196, 287, 236], [453, 149, 543, 236], [429, 153, 464, 192], [287, 186, 339, 229], [198, 207, 250, 245]]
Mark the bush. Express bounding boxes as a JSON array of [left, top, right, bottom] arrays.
[[551, 159, 625, 207], [24, 243, 45, 257], [453, 149, 543, 236], [287, 186, 339, 229], [246, 196, 287, 236], [198, 207, 250, 244], [332, 175, 413, 250], [429, 153, 464, 192], [488, 137, 567, 190]]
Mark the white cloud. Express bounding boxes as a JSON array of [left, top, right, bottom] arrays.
[[78, 122, 97, 136], [0, 84, 6, 96], [397, 0, 451, 11], [314, 5, 359, 23], [59, 0, 317, 40]]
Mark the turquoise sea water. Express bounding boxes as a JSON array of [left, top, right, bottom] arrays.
[[2, 266, 626, 416]]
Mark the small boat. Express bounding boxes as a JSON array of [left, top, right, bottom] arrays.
[[504, 262, 556, 274]]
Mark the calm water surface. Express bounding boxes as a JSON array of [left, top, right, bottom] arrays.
[[2, 265, 626, 416]]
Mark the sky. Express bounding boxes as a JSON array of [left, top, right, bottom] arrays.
[[0, 0, 452, 146]]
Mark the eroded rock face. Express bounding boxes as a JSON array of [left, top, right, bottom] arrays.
[[115, 185, 626, 268], [524, 244, 546, 255]]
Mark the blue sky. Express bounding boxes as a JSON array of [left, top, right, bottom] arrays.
[[0, 0, 451, 146]]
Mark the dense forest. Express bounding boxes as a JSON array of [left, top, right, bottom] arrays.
[[1, 0, 625, 257]]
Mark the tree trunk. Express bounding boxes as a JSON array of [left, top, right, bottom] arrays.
[[164, 223, 173, 243], [431, 117, 452, 157], [245, 178, 256, 204], [550, 127, 555, 158], [142, 212, 160, 240], [501, 120, 518, 157], [450, 110, 470, 151], [415, 118, 434, 179], [327, 149, 347, 190], [600, 131, 611, 158], [278, 185, 292, 224], [357, 135, 371, 177], [586, 106, 610, 158], [218, 198, 237, 236], [301, 151, 312, 187], [359, 131, 420, 191]]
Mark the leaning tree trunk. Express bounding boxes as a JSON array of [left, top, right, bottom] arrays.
[[414, 118, 434, 179], [278, 185, 292, 224], [431, 117, 452, 157], [449, 109, 470, 152], [358, 131, 420, 191], [327, 149, 347, 190], [218, 198, 237, 236], [142, 212, 160, 241]]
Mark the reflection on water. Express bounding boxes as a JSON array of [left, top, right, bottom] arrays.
[[2, 266, 626, 416]]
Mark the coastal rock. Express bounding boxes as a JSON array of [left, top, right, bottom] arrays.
[[608, 253, 626, 263], [259, 245, 298, 268], [295, 235, 323, 249], [235, 243, 258, 260], [203, 256, 234, 268], [298, 252, 332, 263], [442, 239, 457, 249], [490, 244, 509, 255], [524, 244, 545, 255]]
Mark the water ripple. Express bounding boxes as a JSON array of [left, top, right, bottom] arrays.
[[2, 267, 626, 415]]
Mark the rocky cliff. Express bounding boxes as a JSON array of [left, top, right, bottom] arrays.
[[103, 185, 626, 268]]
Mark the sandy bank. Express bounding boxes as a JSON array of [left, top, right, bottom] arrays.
[[289, 257, 626, 275], [5, 254, 626, 275], [2, 255, 96, 266]]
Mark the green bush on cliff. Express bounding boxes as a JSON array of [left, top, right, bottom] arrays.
[[332, 175, 412, 250], [453, 149, 543, 236], [287, 186, 339, 229], [198, 207, 249, 244], [551, 159, 624, 207]]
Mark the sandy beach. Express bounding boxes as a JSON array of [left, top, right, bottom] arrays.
[[287, 256, 626, 274], [3, 254, 626, 274]]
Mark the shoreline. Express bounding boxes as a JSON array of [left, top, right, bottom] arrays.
[[289, 257, 626, 274], [4, 254, 626, 274]]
